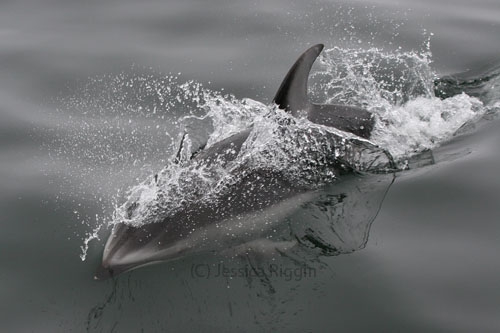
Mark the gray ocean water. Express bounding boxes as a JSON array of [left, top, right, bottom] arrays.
[[1, 0, 500, 332]]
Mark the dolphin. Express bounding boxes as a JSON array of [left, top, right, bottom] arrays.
[[94, 44, 391, 280]]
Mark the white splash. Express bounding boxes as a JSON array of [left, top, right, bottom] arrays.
[[371, 93, 484, 158]]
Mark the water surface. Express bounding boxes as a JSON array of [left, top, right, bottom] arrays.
[[1, 0, 499, 331]]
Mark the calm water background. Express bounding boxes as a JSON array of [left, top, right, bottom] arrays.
[[1, 0, 499, 331]]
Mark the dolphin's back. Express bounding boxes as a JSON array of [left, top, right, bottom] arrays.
[[308, 104, 374, 139]]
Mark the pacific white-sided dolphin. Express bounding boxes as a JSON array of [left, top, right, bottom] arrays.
[[94, 44, 393, 280]]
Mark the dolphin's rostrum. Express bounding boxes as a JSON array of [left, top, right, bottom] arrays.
[[95, 44, 393, 280]]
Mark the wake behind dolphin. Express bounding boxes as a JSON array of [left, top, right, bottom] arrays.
[[94, 44, 396, 280]]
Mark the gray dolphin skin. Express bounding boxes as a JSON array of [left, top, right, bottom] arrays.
[[273, 44, 374, 139], [94, 44, 380, 280]]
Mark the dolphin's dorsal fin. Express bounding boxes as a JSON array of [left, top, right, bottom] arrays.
[[273, 44, 324, 116]]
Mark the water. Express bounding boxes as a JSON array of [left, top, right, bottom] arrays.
[[1, 0, 500, 331]]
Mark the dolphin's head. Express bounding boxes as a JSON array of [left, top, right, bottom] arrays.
[[94, 222, 139, 280], [94, 210, 194, 280]]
